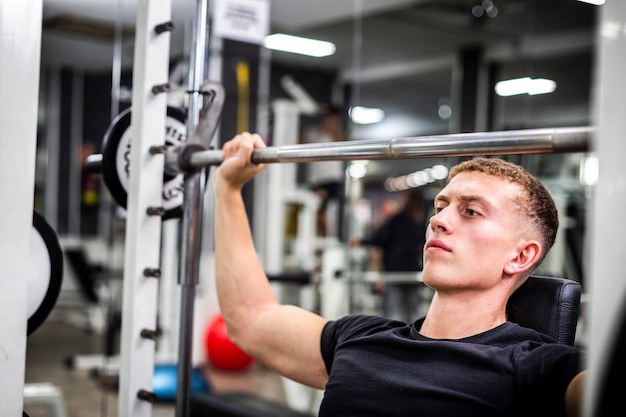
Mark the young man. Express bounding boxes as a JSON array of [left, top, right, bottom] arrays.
[[213, 132, 586, 417]]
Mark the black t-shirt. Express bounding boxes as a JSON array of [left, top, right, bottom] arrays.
[[319, 315, 584, 417], [370, 212, 426, 272]]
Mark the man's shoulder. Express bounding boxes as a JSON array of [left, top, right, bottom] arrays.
[[323, 314, 401, 339]]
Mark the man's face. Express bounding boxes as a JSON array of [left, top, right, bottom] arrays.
[[422, 171, 526, 292]]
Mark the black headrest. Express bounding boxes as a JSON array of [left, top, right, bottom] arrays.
[[506, 274, 581, 346]]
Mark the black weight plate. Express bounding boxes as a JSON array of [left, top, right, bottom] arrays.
[[28, 210, 63, 336], [101, 106, 187, 220]]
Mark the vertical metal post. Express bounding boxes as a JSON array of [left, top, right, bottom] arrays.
[[586, 1, 626, 416], [176, 173, 206, 417], [111, 0, 124, 121], [0, 1, 42, 415], [263, 99, 301, 275], [117, 0, 172, 416], [44, 68, 61, 229], [175, 1, 210, 416], [187, 0, 209, 130], [68, 71, 84, 235], [251, 40, 272, 256]]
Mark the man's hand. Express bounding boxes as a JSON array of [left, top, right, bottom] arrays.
[[214, 132, 268, 192]]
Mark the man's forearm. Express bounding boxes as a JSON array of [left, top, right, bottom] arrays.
[[214, 186, 278, 340]]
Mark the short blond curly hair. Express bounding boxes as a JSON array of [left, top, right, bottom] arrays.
[[449, 157, 559, 267]]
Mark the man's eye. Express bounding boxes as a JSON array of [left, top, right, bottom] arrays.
[[465, 208, 479, 216]]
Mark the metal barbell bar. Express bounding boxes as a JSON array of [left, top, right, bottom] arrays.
[[168, 126, 592, 174], [86, 126, 593, 175]]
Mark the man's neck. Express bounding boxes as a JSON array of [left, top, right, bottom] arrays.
[[419, 290, 508, 339]]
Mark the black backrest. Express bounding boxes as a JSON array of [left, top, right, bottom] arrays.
[[506, 274, 581, 346]]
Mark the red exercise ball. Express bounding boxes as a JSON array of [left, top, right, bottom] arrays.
[[204, 314, 254, 371]]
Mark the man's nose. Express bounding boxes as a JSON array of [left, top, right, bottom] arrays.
[[429, 210, 450, 233]]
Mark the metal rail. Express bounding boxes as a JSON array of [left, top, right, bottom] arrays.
[[184, 126, 592, 169]]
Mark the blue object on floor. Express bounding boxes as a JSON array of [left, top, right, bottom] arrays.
[[153, 363, 211, 402]]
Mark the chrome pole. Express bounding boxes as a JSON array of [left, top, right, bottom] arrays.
[[176, 0, 209, 416]]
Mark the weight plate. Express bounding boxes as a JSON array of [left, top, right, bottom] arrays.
[[28, 211, 63, 336], [101, 106, 187, 220]]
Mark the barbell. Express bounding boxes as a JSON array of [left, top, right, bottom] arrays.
[[87, 122, 594, 211], [88, 81, 592, 217], [99, 105, 188, 220], [170, 126, 592, 170]]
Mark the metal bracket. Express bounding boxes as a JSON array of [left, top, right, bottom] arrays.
[[172, 81, 225, 175]]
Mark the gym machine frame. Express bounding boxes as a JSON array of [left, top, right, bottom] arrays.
[[115, 1, 220, 417], [116, 1, 174, 417], [109, 0, 229, 416]]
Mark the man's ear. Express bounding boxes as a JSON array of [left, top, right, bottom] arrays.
[[503, 241, 541, 275]]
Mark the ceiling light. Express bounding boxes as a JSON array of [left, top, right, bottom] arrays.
[[472, 1, 499, 18], [384, 164, 449, 192], [349, 106, 385, 125], [346, 163, 368, 180], [580, 155, 598, 186], [263, 33, 336, 57], [438, 103, 452, 120], [430, 165, 450, 180], [576, 0, 605, 5], [494, 77, 557, 97]]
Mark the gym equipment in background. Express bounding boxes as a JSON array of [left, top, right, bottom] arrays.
[[24, 211, 68, 417], [204, 314, 254, 372], [101, 105, 187, 220], [28, 210, 64, 336], [152, 363, 210, 402]]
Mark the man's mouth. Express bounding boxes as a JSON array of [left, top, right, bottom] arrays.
[[426, 240, 451, 252]]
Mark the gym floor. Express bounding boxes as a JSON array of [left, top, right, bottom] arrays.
[[24, 319, 288, 417]]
